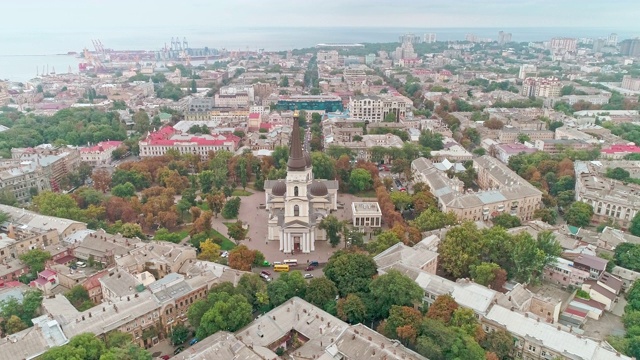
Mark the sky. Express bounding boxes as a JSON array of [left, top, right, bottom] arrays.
[[1, 0, 639, 32]]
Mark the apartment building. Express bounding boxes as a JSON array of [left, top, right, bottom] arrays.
[[574, 161, 639, 227], [322, 118, 364, 145], [115, 241, 197, 278], [139, 126, 240, 159], [0, 223, 59, 265], [374, 236, 438, 275], [351, 202, 382, 229], [79, 140, 123, 166], [0, 81, 9, 106], [11, 145, 81, 191], [411, 156, 542, 222], [550, 37, 578, 53], [534, 139, 593, 154], [543, 257, 590, 287], [521, 77, 561, 98], [214, 92, 249, 108], [0, 204, 86, 241], [348, 95, 408, 122], [335, 134, 404, 162], [498, 129, 554, 143], [622, 75, 640, 92], [0, 161, 52, 203]]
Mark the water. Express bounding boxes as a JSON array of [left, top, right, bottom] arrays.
[[0, 26, 637, 82]]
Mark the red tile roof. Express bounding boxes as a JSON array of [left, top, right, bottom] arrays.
[[249, 113, 261, 119], [39, 269, 57, 278], [80, 141, 123, 153], [602, 144, 640, 154]]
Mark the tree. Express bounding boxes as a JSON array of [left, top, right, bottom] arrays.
[[64, 285, 92, 311], [319, 215, 344, 247], [337, 294, 368, 324], [438, 222, 482, 278], [517, 133, 531, 143], [228, 244, 256, 271], [311, 152, 336, 180], [383, 305, 422, 342], [120, 223, 145, 239], [491, 213, 521, 229], [534, 208, 557, 224], [367, 230, 401, 255], [280, 76, 289, 87], [556, 190, 576, 208], [426, 294, 459, 324], [111, 182, 136, 198], [198, 239, 221, 262], [4, 315, 27, 334], [19, 249, 51, 274], [614, 243, 640, 271], [305, 277, 338, 309], [237, 274, 268, 309], [267, 272, 308, 307], [196, 294, 252, 340], [92, 168, 112, 193], [171, 324, 190, 345], [384, 112, 396, 122], [564, 201, 594, 227], [190, 79, 197, 93], [227, 220, 248, 244], [349, 168, 372, 193], [481, 329, 515, 360], [390, 191, 412, 212], [133, 110, 151, 134], [411, 208, 457, 232], [369, 270, 423, 319], [631, 213, 640, 237], [105, 331, 132, 349], [324, 250, 377, 296], [222, 196, 241, 219], [469, 262, 500, 287]]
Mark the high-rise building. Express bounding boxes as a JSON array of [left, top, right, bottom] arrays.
[[620, 38, 640, 57], [348, 95, 408, 122], [608, 33, 619, 46], [465, 33, 478, 43], [424, 33, 437, 43], [518, 64, 537, 79], [399, 34, 422, 44], [550, 37, 577, 53], [593, 38, 606, 53], [498, 31, 512, 44], [394, 41, 418, 60], [622, 75, 640, 91], [521, 77, 561, 98]]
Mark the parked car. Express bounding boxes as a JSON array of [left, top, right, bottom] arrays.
[[174, 346, 184, 355], [160, 355, 171, 360], [190, 338, 199, 346], [304, 274, 314, 279], [221, 251, 229, 258], [76, 261, 87, 268], [260, 273, 272, 282], [309, 261, 319, 267], [261, 270, 271, 276], [305, 265, 315, 271]]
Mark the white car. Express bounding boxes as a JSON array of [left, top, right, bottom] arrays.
[[221, 251, 229, 258], [76, 261, 87, 268], [304, 274, 313, 279]]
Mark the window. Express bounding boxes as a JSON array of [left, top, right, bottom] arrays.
[[294, 205, 300, 216], [528, 345, 536, 352], [294, 186, 299, 196]]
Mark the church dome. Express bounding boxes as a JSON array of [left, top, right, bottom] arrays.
[[309, 181, 328, 197], [272, 181, 286, 196], [304, 152, 312, 167]]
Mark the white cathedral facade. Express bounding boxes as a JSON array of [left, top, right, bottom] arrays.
[[264, 114, 339, 253]]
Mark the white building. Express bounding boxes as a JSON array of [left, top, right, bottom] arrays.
[[351, 202, 382, 229], [348, 95, 408, 122], [264, 114, 338, 253], [80, 141, 123, 166]]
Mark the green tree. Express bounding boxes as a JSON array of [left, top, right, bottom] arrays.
[[4, 315, 27, 334], [564, 201, 594, 227], [324, 250, 377, 296], [64, 285, 93, 311], [369, 270, 423, 319], [236, 274, 267, 310], [614, 243, 640, 271], [517, 133, 531, 143], [111, 182, 136, 198], [319, 215, 344, 247], [336, 294, 368, 324], [198, 170, 215, 193], [196, 294, 252, 339], [133, 110, 151, 134], [221, 196, 241, 219], [437, 222, 482, 278], [280, 76, 289, 87], [481, 329, 515, 360], [469, 262, 500, 287], [105, 331, 132, 349], [426, 294, 458, 324], [305, 277, 338, 309], [390, 191, 412, 212], [383, 305, 422, 342], [556, 190, 576, 208], [367, 230, 401, 255], [631, 213, 640, 237], [384, 112, 397, 122], [348, 168, 373, 193], [311, 152, 336, 180], [411, 208, 458, 232], [491, 213, 521, 229], [190, 79, 197, 93], [227, 220, 248, 244], [171, 324, 190, 345], [19, 249, 51, 274]]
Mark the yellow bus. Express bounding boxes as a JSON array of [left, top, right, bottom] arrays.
[[274, 264, 290, 272]]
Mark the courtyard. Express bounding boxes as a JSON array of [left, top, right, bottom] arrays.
[[210, 190, 374, 264]]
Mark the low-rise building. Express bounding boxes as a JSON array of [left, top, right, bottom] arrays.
[[351, 202, 382, 229], [601, 144, 640, 159], [498, 129, 554, 143], [543, 257, 590, 288], [139, 126, 240, 159], [494, 143, 537, 163], [79, 141, 123, 166], [534, 139, 593, 154], [374, 237, 438, 275], [0, 315, 68, 360]]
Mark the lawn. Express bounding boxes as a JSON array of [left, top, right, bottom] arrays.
[[232, 189, 253, 196]]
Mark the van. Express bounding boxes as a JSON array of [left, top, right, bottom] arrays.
[[309, 261, 319, 267], [274, 264, 290, 272], [273, 261, 282, 266]]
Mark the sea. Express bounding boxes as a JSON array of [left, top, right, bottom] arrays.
[[0, 26, 638, 82]]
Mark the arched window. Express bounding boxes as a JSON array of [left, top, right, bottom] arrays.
[[294, 186, 299, 196], [294, 205, 300, 216]]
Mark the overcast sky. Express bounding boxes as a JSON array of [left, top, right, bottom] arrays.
[[2, 0, 639, 32]]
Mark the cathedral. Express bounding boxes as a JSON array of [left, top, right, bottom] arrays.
[[264, 113, 339, 253]]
